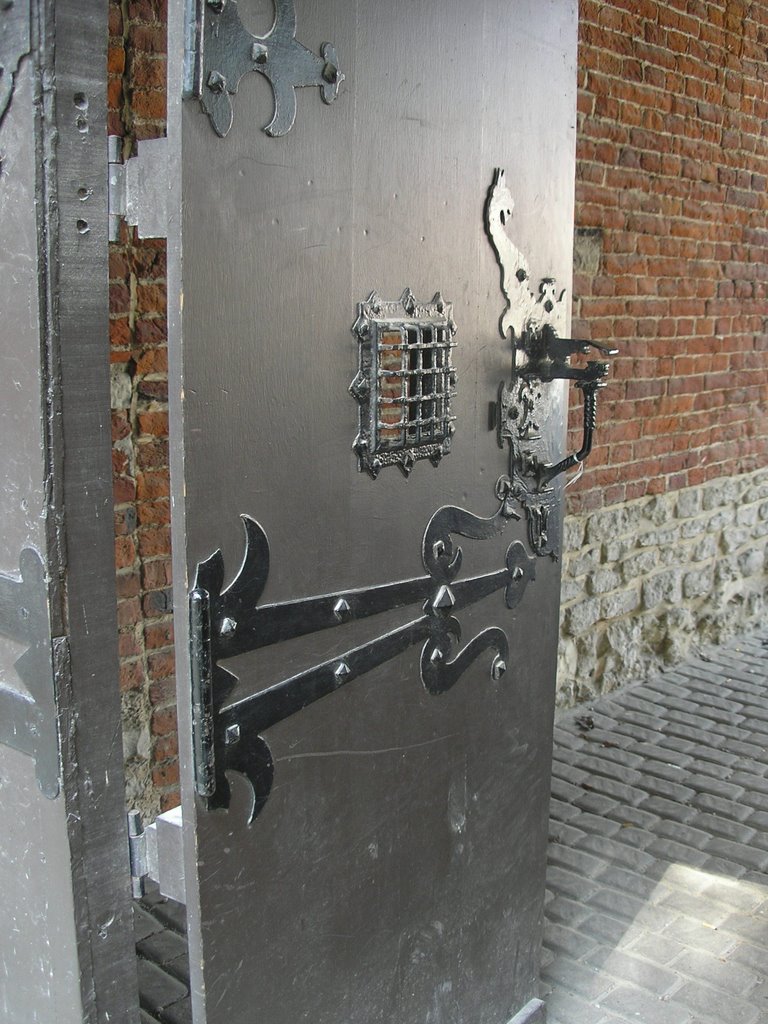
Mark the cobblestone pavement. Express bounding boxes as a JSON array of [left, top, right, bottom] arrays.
[[542, 628, 768, 1024]]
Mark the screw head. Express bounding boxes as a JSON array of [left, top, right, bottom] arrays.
[[491, 656, 506, 681], [225, 723, 240, 745], [333, 598, 352, 622], [220, 616, 237, 637], [252, 42, 268, 64]]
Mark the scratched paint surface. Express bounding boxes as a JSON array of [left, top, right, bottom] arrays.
[[0, 54, 83, 1023]]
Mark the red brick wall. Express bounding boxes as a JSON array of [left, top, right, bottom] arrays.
[[107, 0, 768, 811], [568, 0, 768, 515], [109, 0, 178, 814]]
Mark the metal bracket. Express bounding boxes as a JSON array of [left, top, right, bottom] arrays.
[[128, 807, 185, 904], [108, 136, 169, 241], [0, 547, 61, 798], [0, 0, 31, 136], [186, 0, 343, 138], [189, 498, 534, 825]]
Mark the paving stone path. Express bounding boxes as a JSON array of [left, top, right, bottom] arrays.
[[135, 628, 768, 1023], [542, 628, 768, 1024]]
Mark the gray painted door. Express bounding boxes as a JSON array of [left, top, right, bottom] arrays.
[[0, 2, 137, 1021], [169, 2, 577, 1022]]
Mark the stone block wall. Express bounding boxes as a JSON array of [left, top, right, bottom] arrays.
[[558, 466, 768, 706], [106, 1, 768, 811]]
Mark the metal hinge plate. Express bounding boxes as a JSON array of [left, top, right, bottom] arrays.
[[128, 806, 185, 904], [108, 136, 168, 241]]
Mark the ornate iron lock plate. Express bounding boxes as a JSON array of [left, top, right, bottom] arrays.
[[485, 167, 617, 557]]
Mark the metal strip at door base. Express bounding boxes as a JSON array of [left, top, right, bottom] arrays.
[[189, 499, 535, 823]]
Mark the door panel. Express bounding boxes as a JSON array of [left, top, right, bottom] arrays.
[[169, 2, 577, 1021]]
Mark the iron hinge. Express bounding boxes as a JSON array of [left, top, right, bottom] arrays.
[[127, 806, 185, 904], [108, 136, 168, 241]]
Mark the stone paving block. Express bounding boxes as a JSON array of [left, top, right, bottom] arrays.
[[639, 795, 700, 824], [548, 821, 587, 847], [662, 915, 740, 956], [740, 789, 768, 813], [687, 775, 745, 801], [631, 740, 694, 767], [729, 739, 768, 762], [551, 760, 590, 785], [605, 804, 661, 831], [137, 960, 189, 1017], [699, 855, 747, 881], [672, 948, 761, 997], [549, 776, 584, 804], [552, 725, 585, 750], [597, 864, 669, 902], [638, 774, 697, 804], [135, 904, 165, 943], [543, 921, 599, 960], [544, 988, 609, 1024], [645, 836, 710, 868], [728, 940, 768, 975], [577, 775, 648, 806], [699, 876, 768, 915], [577, 744, 646, 771], [719, 908, 768, 945], [691, 792, 753, 822], [669, 980, 760, 1024], [628, 932, 688, 965], [655, 731, 709, 755], [577, 834, 657, 872], [598, 983, 689, 1024], [570, 811, 623, 837], [585, 946, 679, 997], [136, 929, 189, 968], [692, 812, 756, 844], [548, 796, 582, 823], [729, 770, 768, 795], [579, 912, 634, 947], [705, 837, 768, 872], [547, 843, 607, 878], [545, 895, 592, 929], [572, 754, 643, 787], [545, 865, 602, 903], [640, 759, 694, 785], [540, 953, 615, 1002], [657, 890, 732, 929], [653, 819, 713, 850], [572, 790, 620, 816]]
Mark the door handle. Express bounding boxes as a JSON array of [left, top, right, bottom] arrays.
[[514, 322, 617, 487]]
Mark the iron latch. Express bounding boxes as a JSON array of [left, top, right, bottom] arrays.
[[108, 136, 169, 241]]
